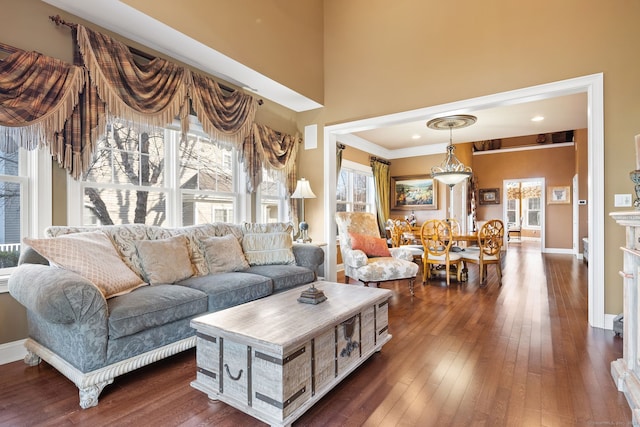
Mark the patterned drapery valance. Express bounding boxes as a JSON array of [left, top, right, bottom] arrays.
[[0, 24, 292, 183], [507, 184, 541, 199], [0, 50, 84, 154], [241, 123, 299, 194]]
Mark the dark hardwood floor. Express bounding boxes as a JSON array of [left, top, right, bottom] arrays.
[[0, 241, 631, 426]]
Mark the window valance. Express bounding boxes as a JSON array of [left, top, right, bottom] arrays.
[[1, 23, 298, 184], [0, 50, 84, 153], [241, 123, 300, 193]]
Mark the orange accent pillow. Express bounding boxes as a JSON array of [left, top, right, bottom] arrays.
[[349, 232, 391, 257]]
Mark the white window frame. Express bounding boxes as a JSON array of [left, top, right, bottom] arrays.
[[68, 117, 247, 227], [336, 159, 376, 214], [0, 148, 51, 292], [256, 168, 287, 223]]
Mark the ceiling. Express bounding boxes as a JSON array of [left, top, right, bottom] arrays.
[[352, 93, 588, 152], [44, 0, 588, 159]]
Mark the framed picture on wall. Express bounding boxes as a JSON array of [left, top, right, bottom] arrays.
[[548, 185, 571, 204], [479, 188, 500, 205], [391, 175, 438, 210]]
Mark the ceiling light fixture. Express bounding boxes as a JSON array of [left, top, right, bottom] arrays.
[[427, 114, 476, 187], [531, 115, 544, 122]]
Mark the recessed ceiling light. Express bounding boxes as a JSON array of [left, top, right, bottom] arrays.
[[411, 134, 421, 140], [531, 116, 544, 122]]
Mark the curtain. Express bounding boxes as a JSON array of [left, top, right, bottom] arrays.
[[336, 143, 345, 182], [241, 123, 299, 193], [0, 50, 85, 154], [371, 158, 391, 235], [76, 25, 191, 132], [522, 185, 541, 199], [241, 123, 300, 227], [507, 185, 521, 200], [0, 25, 280, 184], [191, 72, 257, 147]]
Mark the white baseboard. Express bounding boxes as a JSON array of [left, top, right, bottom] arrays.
[[0, 339, 26, 365], [542, 247, 574, 255]]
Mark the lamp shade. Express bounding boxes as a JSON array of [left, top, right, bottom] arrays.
[[291, 178, 316, 199]]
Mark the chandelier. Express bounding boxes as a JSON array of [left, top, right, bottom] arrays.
[[427, 114, 476, 186]]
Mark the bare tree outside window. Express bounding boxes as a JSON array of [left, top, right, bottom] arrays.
[[81, 120, 238, 227]]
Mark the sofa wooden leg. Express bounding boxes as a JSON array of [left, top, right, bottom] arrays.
[[79, 379, 113, 409], [24, 350, 41, 366]]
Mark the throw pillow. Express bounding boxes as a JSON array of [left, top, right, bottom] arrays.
[[24, 231, 145, 298], [241, 222, 296, 266], [199, 235, 250, 273], [134, 235, 194, 285], [349, 232, 391, 257]]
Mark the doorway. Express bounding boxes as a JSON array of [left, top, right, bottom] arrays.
[[323, 73, 604, 328], [503, 178, 544, 250]]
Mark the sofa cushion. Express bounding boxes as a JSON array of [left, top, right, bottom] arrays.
[[199, 235, 249, 273], [241, 222, 296, 266], [178, 272, 272, 312], [147, 224, 217, 277], [24, 232, 145, 299], [245, 264, 316, 293], [135, 235, 194, 284], [46, 224, 150, 278], [107, 284, 208, 340]]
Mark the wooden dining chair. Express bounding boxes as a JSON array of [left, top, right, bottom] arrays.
[[461, 219, 505, 285], [420, 219, 463, 286], [387, 218, 424, 261]]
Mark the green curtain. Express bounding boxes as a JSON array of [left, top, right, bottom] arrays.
[[336, 143, 345, 182], [371, 157, 391, 235]]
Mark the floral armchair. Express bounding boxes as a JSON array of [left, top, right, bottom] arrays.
[[336, 212, 419, 295]]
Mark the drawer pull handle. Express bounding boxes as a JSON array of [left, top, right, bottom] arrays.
[[619, 271, 634, 279], [224, 364, 243, 381]]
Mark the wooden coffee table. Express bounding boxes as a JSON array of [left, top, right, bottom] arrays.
[[190, 281, 392, 426]]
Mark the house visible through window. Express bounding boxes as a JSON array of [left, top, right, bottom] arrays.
[[0, 148, 21, 272], [69, 118, 244, 227]]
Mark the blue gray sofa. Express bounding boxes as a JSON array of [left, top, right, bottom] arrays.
[[8, 222, 323, 409]]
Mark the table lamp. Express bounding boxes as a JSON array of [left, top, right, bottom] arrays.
[[291, 178, 316, 243]]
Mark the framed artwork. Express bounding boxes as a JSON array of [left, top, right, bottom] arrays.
[[548, 185, 570, 204], [391, 175, 438, 210], [479, 188, 500, 205]]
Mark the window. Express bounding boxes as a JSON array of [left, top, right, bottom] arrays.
[[69, 118, 243, 227], [336, 160, 375, 213], [257, 167, 287, 223], [0, 148, 22, 273], [525, 196, 541, 227], [0, 146, 50, 283], [178, 130, 239, 226], [506, 198, 519, 226]]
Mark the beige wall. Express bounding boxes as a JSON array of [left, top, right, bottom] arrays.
[[473, 144, 575, 248], [123, 0, 325, 104]]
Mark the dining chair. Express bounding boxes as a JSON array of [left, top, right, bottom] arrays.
[[420, 219, 463, 286], [461, 219, 505, 285], [387, 218, 424, 261]]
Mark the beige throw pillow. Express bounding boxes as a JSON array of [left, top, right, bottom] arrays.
[[24, 232, 145, 299], [200, 235, 249, 273], [241, 222, 296, 266], [134, 235, 194, 284]]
